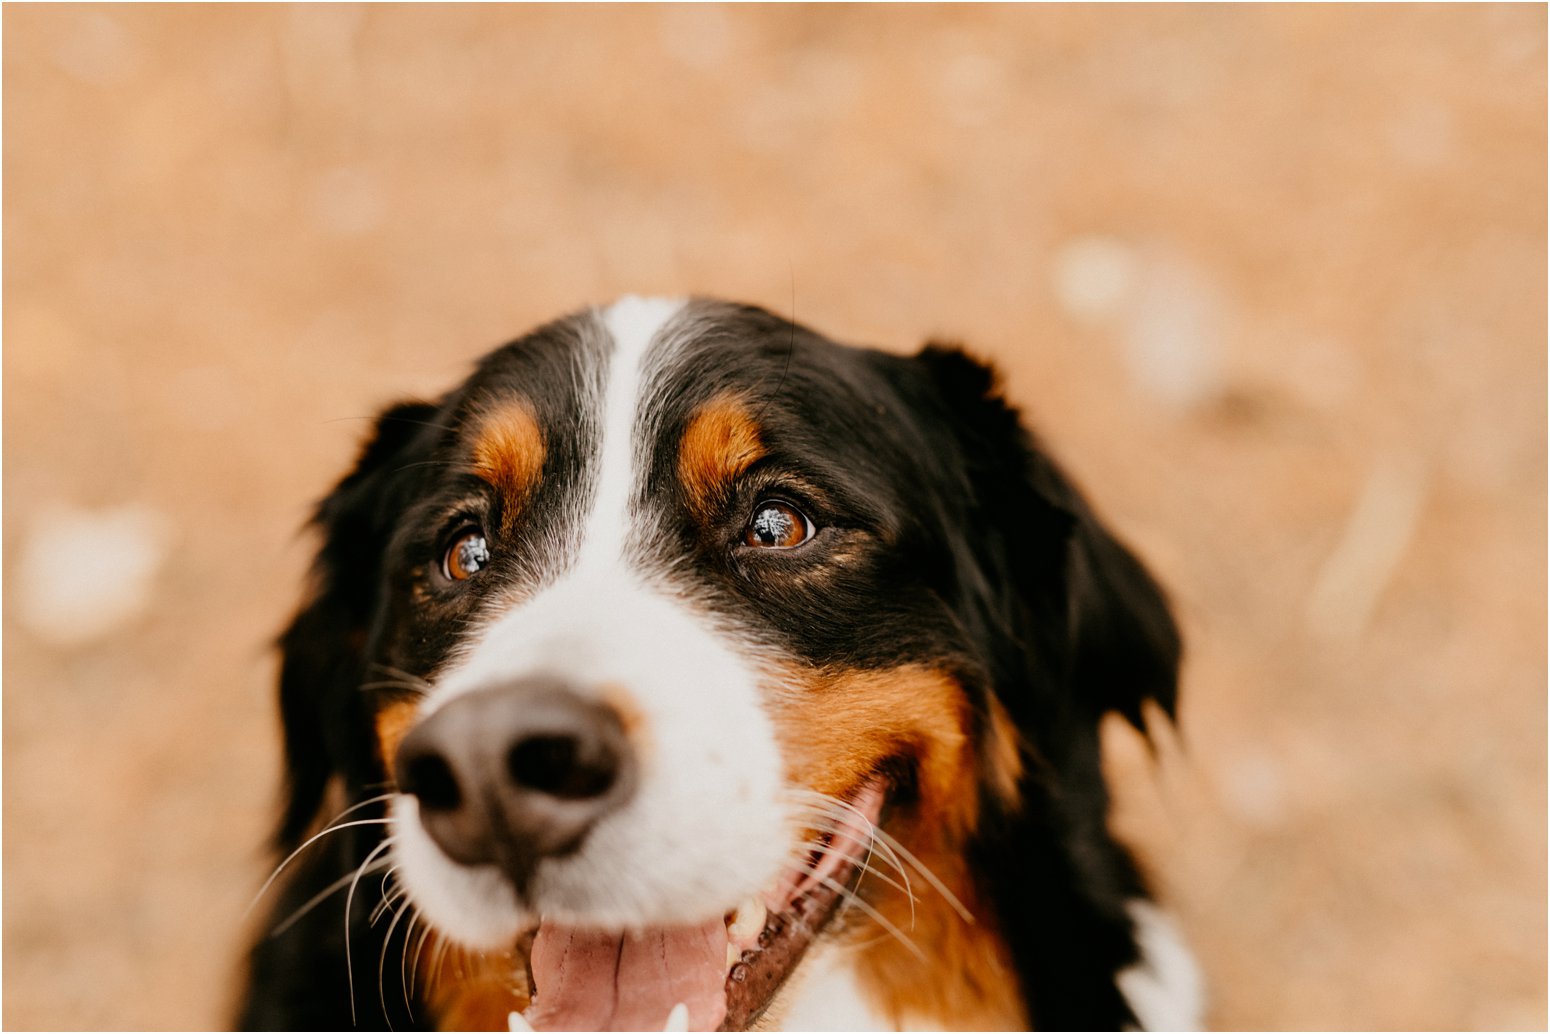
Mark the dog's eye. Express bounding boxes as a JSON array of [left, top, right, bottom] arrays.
[[442, 527, 490, 581], [743, 501, 813, 549]]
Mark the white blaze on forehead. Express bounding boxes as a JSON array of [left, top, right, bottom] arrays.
[[578, 295, 688, 571]]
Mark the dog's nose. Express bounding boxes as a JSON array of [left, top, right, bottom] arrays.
[[393, 677, 635, 890]]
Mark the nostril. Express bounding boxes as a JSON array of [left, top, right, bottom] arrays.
[[401, 753, 462, 812], [507, 734, 616, 800]]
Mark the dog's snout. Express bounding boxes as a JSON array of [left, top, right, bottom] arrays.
[[394, 678, 635, 890]]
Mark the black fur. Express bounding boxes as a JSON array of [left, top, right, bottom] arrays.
[[240, 300, 1181, 1031]]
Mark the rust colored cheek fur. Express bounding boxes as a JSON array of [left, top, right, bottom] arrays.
[[769, 664, 1027, 1030], [416, 938, 531, 1031], [375, 698, 418, 771]]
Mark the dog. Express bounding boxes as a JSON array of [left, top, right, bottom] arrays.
[[240, 297, 1201, 1031]]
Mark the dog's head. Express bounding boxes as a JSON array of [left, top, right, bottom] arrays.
[[269, 297, 1180, 1030]]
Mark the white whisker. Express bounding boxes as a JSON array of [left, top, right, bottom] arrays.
[[797, 830, 917, 908], [409, 923, 434, 1004], [787, 788, 973, 923], [379, 891, 416, 1029], [776, 858, 925, 963], [346, 837, 398, 1026], [367, 663, 433, 691], [788, 799, 919, 928], [270, 858, 393, 938], [429, 936, 453, 998], [246, 815, 397, 921], [370, 874, 405, 926], [793, 809, 916, 905], [360, 680, 432, 694], [401, 910, 424, 1020]]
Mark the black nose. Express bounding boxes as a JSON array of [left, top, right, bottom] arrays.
[[394, 677, 635, 892]]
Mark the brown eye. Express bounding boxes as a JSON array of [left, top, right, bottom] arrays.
[[743, 501, 813, 549], [442, 527, 490, 581]]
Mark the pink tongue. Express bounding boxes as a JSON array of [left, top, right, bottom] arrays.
[[526, 918, 728, 1031]]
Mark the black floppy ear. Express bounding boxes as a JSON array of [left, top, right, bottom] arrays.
[[274, 400, 439, 849], [914, 344, 1179, 734], [1061, 482, 1180, 730], [914, 344, 1181, 1028]]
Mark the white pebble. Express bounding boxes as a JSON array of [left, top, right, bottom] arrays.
[[1051, 235, 1140, 323], [1122, 257, 1227, 409], [15, 503, 172, 647]]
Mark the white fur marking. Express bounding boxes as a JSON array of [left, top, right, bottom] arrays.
[[578, 295, 686, 571], [775, 949, 897, 1031], [1117, 901, 1206, 1031]]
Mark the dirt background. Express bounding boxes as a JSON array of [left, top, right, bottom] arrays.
[[4, 5, 1544, 1030]]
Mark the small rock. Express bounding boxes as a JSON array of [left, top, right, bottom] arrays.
[[1051, 235, 1140, 323], [15, 504, 172, 647]]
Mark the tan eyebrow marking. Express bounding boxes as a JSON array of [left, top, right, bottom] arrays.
[[470, 401, 545, 529], [678, 392, 766, 519]]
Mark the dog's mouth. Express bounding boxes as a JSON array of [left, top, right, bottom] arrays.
[[507, 780, 887, 1032]]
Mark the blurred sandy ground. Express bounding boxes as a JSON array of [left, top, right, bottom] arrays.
[[3, 4, 1544, 1030]]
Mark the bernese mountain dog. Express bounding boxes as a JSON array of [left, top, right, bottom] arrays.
[[240, 297, 1202, 1031]]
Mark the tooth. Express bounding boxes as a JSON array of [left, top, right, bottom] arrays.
[[727, 898, 767, 941], [508, 1011, 535, 1033], [663, 1002, 689, 1031], [726, 943, 741, 969]]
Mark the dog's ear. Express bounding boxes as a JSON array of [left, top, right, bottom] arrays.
[[913, 345, 1180, 736], [274, 400, 439, 849]]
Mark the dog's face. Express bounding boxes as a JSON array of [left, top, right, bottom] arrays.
[[264, 297, 1183, 1031]]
